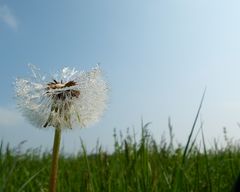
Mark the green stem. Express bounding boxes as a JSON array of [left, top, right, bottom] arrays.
[[49, 127, 61, 192]]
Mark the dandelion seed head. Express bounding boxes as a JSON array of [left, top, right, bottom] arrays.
[[15, 64, 108, 129]]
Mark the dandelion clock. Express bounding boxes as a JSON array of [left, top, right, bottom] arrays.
[[15, 64, 108, 192]]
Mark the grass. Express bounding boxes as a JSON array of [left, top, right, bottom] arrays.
[[1, 125, 240, 192], [1, 92, 240, 191]]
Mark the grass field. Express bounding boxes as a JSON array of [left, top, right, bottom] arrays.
[[1, 121, 240, 192], [0, 91, 239, 192]]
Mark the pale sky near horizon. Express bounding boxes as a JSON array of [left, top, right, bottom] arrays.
[[1, 0, 240, 153]]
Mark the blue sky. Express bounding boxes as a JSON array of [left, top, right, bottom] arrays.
[[1, 0, 240, 153]]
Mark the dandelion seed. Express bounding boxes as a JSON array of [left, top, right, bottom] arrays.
[[15, 64, 108, 129]]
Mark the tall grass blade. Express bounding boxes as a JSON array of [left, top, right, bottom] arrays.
[[17, 167, 45, 192], [173, 88, 206, 192], [182, 88, 206, 164]]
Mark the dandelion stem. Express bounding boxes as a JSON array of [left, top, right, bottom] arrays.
[[49, 127, 61, 192]]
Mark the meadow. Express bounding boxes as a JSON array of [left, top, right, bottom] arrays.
[[1, 121, 240, 192], [1, 94, 240, 192]]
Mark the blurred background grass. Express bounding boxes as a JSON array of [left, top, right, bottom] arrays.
[[1, 122, 240, 192]]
